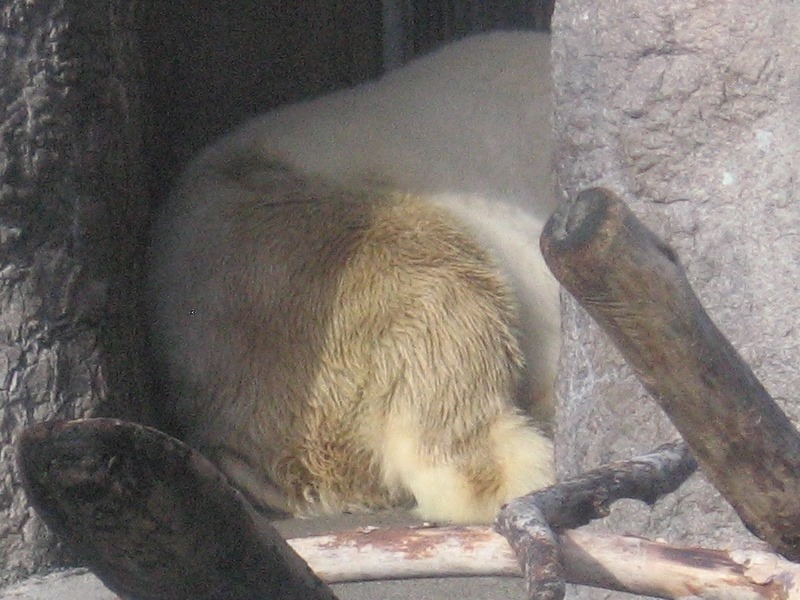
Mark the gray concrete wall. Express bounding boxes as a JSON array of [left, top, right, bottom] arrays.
[[551, 2, 800, 598]]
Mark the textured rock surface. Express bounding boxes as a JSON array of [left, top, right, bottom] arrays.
[[551, 1, 800, 598], [0, 1, 153, 583]]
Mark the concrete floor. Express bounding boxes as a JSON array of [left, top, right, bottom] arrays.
[[0, 569, 528, 600]]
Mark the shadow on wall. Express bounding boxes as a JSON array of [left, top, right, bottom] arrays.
[[137, 0, 553, 203]]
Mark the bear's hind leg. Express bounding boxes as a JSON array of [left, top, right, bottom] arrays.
[[379, 411, 554, 523]]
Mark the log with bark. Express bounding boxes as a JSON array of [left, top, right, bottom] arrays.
[[16, 418, 338, 600], [17, 419, 800, 600], [495, 440, 697, 600], [539, 187, 800, 561]]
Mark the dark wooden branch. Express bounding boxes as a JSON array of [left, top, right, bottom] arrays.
[[540, 187, 800, 561], [515, 439, 696, 530], [16, 418, 339, 600], [496, 440, 696, 600], [496, 500, 564, 600]]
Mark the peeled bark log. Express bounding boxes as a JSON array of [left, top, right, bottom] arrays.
[[540, 187, 800, 561], [289, 527, 800, 600]]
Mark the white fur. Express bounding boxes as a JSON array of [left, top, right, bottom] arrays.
[[198, 31, 555, 217]]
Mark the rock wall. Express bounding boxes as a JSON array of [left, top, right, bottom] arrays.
[[551, 1, 800, 598], [0, 1, 153, 583]]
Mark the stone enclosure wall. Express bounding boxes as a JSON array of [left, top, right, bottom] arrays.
[[552, 2, 800, 598]]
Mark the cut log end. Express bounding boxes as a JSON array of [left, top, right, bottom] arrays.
[[17, 418, 338, 600], [541, 187, 614, 247], [540, 187, 800, 562]]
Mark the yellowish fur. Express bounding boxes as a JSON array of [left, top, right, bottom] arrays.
[[381, 413, 554, 523], [149, 31, 558, 524]]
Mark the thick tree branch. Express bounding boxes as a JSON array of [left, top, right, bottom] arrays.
[[496, 500, 564, 600], [540, 187, 800, 561], [509, 440, 696, 530], [495, 440, 696, 600], [17, 418, 338, 600]]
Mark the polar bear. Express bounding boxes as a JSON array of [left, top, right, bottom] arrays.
[[148, 30, 559, 523]]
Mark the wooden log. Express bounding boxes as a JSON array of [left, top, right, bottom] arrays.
[[496, 500, 564, 600], [16, 418, 338, 600], [559, 531, 795, 600], [287, 524, 521, 582], [287, 527, 800, 600], [18, 418, 797, 600], [507, 440, 696, 530], [495, 440, 696, 600], [539, 187, 800, 561]]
